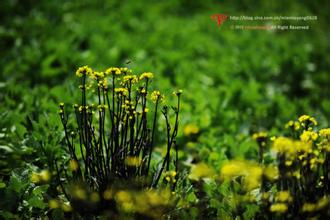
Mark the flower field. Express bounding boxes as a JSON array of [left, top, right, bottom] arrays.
[[0, 0, 329, 219]]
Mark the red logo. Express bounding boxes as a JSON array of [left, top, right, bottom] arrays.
[[211, 14, 228, 27]]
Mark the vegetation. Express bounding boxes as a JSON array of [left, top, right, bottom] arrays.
[[0, 0, 329, 219]]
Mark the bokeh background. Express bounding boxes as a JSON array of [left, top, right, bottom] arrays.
[[0, 0, 329, 217]]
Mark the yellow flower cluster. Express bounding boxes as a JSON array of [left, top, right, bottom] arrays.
[[183, 124, 200, 136], [113, 189, 174, 217], [48, 199, 72, 212], [221, 160, 263, 190], [298, 115, 317, 127], [139, 72, 154, 80], [105, 67, 121, 75], [31, 170, 51, 184], [150, 90, 164, 103], [76, 65, 93, 77], [165, 171, 177, 183], [272, 137, 312, 158], [300, 130, 318, 142]]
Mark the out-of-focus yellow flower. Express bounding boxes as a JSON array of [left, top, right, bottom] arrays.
[[105, 67, 121, 75], [300, 130, 318, 142], [31, 170, 51, 183], [285, 120, 301, 130], [49, 199, 59, 209], [151, 90, 164, 103], [276, 191, 293, 202], [123, 75, 138, 83], [302, 203, 316, 212], [76, 66, 92, 77], [69, 159, 79, 171], [221, 160, 262, 191], [120, 67, 132, 74], [252, 132, 268, 140], [73, 187, 87, 200], [114, 88, 128, 96], [139, 72, 154, 80], [189, 163, 215, 180], [91, 71, 104, 79], [103, 188, 114, 200], [272, 137, 312, 158], [298, 115, 317, 127], [125, 156, 142, 167], [270, 203, 288, 213], [31, 172, 40, 183], [263, 165, 279, 181], [183, 124, 200, 136], [61, 202, 72, 212], [90, 192, 100, 203], [39, 170, 51, 182], [319, 128, 330, 140]]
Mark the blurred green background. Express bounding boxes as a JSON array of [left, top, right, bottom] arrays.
[[0, 0, 329, 217]]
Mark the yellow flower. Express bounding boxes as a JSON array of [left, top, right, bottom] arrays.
[[76, 65, 92, 77], [125, 156, 142, 167], [189, 163, 215, 180], [31, 172, 40, 183], [105, 67, 121, 75], [276, 191, 293, 202], [151, 90, 164, 103], [183, 124, 200, 136], [285, 120, 300, 130], [120, 67, 132, 74], [302, 203, 316, 212], [61, 202, 72, 212], [298, 115, 317, 126], [319, 128, 330, 140], [221, 160, 262, 190], [123, 75, 138, 83], [139, 72, 154, 80], [90, 192, 100, 203], [270, 203, 288, 213], [49, 199, 59, 209], [114, 88, 128, 95], [300, 130, 318, 142], [263, 165, 279, 181], [69, 159, 79, 171], [73, 187, 87, 200], [39, 170, 51, 182]]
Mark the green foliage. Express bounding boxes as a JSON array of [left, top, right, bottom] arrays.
[[1, 0, 329, 218]]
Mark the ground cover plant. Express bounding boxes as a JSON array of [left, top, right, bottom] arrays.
[[0, 0, 329, 219]]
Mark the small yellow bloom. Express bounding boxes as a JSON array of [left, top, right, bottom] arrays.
[[300, 130, 318, 142], [39, 170, 51, 182], [125, 156, 142, 167], [183, 124, 200, 136], [61, 202, 72, 212], [105, 67, 121, 75], [69, 159, 79, 171], [139, 72, 154, 80], [276, 191, 292, 202], [189, 163, 215, 180], [319, 128, 330, 140], [270, 203, 288, 213], [49, 199, 59, 209], [302, 203, 316, 212], [31, 172, 40, 183], [151, 90, 164, 103], [76, 66, 92, 77], [90, 192, 100, 203], [298, 115, 317, 126]]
